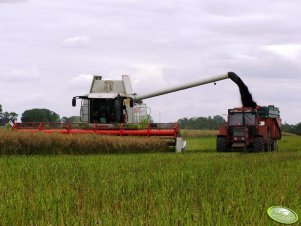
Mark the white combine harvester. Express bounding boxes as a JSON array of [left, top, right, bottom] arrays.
[[15, 73, 231, 152], [71, 73, 230, 151]]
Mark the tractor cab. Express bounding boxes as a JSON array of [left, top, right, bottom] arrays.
[[228, 108, 257, 127], [227, 108, 258, 147]]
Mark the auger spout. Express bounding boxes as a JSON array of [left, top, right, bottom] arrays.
[[133, 73, 229, 101]]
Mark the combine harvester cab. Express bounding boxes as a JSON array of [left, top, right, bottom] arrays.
[[217, 105, 281, 152], [72, 75, 146, 124], [14, 73, 231, 152]]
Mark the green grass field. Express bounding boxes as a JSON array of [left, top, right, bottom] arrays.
[[0, 132, 300, 225]]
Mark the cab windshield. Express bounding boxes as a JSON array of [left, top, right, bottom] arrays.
[[229, 112, 256, 126], [244, 112, 256, 125]]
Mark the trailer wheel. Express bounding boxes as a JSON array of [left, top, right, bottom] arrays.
[[254, 137, 264, 152], [216, 137, 227, 152], [264, 130, 272, 152], [271, 140, 278, 151], [264, 140, 272, 152]]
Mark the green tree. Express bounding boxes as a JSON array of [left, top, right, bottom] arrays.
[[178, 115, 226, 130], [21, 108, 60, 122], [0, 104, 18, 124], [281, 123, 294, 134], [1, 112, 18, 122], [212, 115, 226, 126], [61, 116, 81, 123], [292, 123, 301, 136]]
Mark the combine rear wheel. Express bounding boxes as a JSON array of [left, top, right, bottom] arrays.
[[216, 137, 227, 152], [254, 137, 264, 152]]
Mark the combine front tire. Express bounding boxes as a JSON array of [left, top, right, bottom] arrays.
[[254, 137, 264, 152], [216, 137, 227, 152]]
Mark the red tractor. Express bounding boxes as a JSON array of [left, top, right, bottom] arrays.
[[217, 105, 281, 152]]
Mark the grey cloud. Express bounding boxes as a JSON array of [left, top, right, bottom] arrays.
[[0, 0, 300, 123], [0, 0, 27, 3], [0, 68, 40, 83], [63, 36, 90, 48]]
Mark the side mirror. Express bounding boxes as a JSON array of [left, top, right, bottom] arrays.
[[72, 98, 76, 107], [130, 99, 134, 108]]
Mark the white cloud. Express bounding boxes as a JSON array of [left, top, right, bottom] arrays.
[[69, 74, 93, 89], [264, 44, 301, 59], [63, 36, 90, 48], [101, 64, 168, 96], [128, 64, 168, 94]]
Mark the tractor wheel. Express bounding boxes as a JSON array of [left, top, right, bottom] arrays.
[[271, 140, 278, 151], [264, 140, 272, 152], [216, 137, 227, 152], [254, 137, 264, 152], [264, 131, 272, 152]]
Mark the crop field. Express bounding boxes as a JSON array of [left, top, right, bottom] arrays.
[[0, 130, 170, 155], [0, 130, 300, 225]]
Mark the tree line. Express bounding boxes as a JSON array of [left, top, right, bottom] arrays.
[[2, 103, 301, 135], [282, 123, 301, 136], [178, 115, 226, 130], [20, 108, 80, 123], [0, 104, 79, 125], [0, 104, 18, 126]]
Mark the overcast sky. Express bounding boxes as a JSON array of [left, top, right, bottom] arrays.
[[1, 0, 300, 124]]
